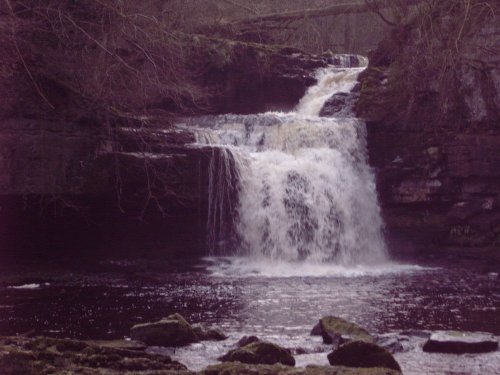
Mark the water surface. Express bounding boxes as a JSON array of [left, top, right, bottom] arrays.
[[1, 257, 498, 374]]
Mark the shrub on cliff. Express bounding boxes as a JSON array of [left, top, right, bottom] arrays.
[[1, 0, 214, 125], [357, 0, 500, 129]]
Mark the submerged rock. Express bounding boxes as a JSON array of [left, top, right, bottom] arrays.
[[423, 331, 499, 354], [327, 341, 401, 372], [219, 341, 295, 366], [313, 316, 373, 346]]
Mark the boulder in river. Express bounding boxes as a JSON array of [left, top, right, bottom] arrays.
[[312, 316, 374, 346], [327, 341, 402, 372], [130, 313, 227, 347], [130, 313, 199, 347], [423, 331, 499, 354], [219, 341, 295, 366]]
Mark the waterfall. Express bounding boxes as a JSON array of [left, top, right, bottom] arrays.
[[180, 58, 387, 265]]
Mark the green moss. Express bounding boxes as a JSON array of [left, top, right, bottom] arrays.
[[220, 341, 295, 366], [319, 316, 373, 343], [130, 313, 198, 347]]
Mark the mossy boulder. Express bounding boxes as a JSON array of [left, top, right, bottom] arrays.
[[313, 316, 373, 345], [130, 313, 198, 347], [219, 341, 295, 366], [131, 314, 227, 347], [0, 335, 191, 374], [327, 341, 401, 372]]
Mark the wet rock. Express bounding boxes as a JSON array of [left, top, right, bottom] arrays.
[[310, 322, 322, 336], [130, 313, 198, 347], [86, 339, 147, 351], [192, 323, 227, 341], [0, 335, 192, 374], [355, 4, 500, 255], [237, 335, 261, 347], [292, 345, 327, 355], [327, 341, 401, 372], [202, 362, 402, 375], [219, 341, 295, 366], [294, 347, 308, 355], [375, 334, 408, 354], [320, 92, 358, 117], [448, 200, 485, 223], [0, 351, 37, 375], [423, 331, 499, 354], [315, 316, 373, 346]]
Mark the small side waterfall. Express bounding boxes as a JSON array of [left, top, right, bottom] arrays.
[[180, 57, 387, 265]]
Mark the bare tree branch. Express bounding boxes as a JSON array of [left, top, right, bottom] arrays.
[[230, 0, 394, 26]]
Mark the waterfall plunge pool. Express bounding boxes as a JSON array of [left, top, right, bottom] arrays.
[[0, 257, 498, 374]]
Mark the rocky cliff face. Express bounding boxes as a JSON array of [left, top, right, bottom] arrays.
[[0, 42, 337, 258], [357, 2, 500, 260]]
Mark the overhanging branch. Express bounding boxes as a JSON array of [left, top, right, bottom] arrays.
[[230, 0, 394, 27]]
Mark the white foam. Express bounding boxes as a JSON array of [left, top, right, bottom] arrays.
[[295, 67, 364, 116], [205, 257, 430, 278], [9, 283, 41, 289]]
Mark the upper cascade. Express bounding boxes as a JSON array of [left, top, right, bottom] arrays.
[[178, 57, 387, 265], [296, 67, 364, 116]]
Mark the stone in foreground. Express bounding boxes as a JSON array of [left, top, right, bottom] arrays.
[[203, 363, 402, 375], [327, 341, 401, 372], [313, 316, 374, 346], [423, 331, 498, 354], [0, 336, 191, 375], [130, 313, 198, 346], [219, 341, 295, 366]]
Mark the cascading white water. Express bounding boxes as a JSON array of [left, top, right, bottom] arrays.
[[295, 67, 364, 116], [180, 60, 387, 265]]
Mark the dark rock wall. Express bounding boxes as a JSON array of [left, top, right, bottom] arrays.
[[357, 4, 500, 260], [0, 40, 328, 258], [196, 39, 335, 114], [0, 123, 209, 259], [1, 32, 358, 259]]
